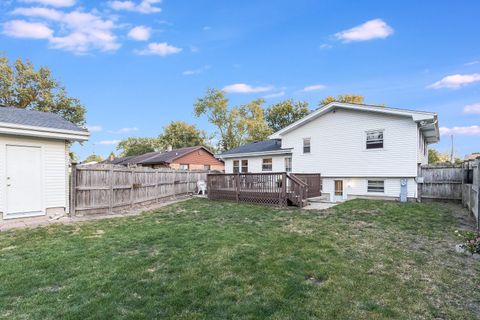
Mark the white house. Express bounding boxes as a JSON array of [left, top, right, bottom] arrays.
[[217, 102, 439, 202], [0, 106, 89, 219]]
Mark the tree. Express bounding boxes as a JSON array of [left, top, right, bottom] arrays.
[[0, 55, 86, 126], [239, 98, 272, 143], [428, 149, 443, 164], [265, 99, 310, 132], [194, 88, 268, 151], [116, 137, 159, 157], [158, 121, 208, 149], [319, 94, 365, 107], [83, 154, 103, 163]]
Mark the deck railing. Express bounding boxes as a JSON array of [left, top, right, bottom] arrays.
[[207, 172, 314, 207], [292, 173, 322, 198]]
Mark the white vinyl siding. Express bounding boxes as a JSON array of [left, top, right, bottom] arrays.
[[280, 108, 418, 177], [0, 134, 68, 217], [224, 155, 291, 173]]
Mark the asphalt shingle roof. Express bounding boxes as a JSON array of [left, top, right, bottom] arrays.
[[219, 139, 286, 155], [0, 106, 86, 132], [105, 147, 210, 166]]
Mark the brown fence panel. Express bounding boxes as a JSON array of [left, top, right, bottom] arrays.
[[419, 165, 463, 201], [462, 159, 480, 230], [71, 164, 208, 216], [293, 174, 322, 198]]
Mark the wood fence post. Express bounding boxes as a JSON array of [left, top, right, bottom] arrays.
[[417, 165, 422, 203], [69, 163, 77, 216], [236, 173, 240, 203], [130, 168, 134, 209], [156, 170, 160, 202], [108, 166, 114, 214]]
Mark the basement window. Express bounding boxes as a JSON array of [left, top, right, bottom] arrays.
[[366, 130, 384, 149], [367, 180, 385, 193]]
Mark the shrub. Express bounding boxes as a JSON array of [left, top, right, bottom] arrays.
[[455, 230, 480, 255]]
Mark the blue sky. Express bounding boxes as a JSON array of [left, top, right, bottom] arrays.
[[1, 0, 479, 160]]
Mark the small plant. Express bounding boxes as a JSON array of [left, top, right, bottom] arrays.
[[455, 230, 480, 255]]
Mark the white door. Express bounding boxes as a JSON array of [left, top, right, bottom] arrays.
[[333, 180, 344, 202], [6, 145, 43, 217]]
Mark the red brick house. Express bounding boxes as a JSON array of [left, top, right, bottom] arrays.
[[106, 146, 224, 171]]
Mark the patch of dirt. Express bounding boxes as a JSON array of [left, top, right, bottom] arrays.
[[351, 220, 374, 230], [351, 208, 383, 216], [305, 274, 327, 285]]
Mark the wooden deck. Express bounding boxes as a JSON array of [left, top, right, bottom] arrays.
[[207, 172, 321, 207]]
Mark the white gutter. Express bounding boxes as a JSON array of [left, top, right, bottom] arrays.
[[0, 121, 90, 141]]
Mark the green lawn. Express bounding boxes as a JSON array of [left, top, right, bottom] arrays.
[[1, 199, 479, 319]]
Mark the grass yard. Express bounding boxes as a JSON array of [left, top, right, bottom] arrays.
[[1, 199, 479, 319]]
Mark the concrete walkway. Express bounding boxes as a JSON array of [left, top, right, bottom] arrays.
[[303, 202, 338, 210], [0, 197, 191, 232]]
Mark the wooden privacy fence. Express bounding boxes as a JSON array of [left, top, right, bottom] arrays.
[[418, 165, 463, 201], [462, 159, 480, 230], [207, 172, 321, 207], [70, 164, 208, 216]]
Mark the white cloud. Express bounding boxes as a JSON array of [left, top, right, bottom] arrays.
[[86, 125, 102, 132], [108, 127, 139, 134], [335, 19, 393, 42], [2, 20, 53, 39], [464, 103, 480, 114], [136, 42, 182, 56], [319, 43, 332, 50], [302, 84, 327, 92], [128, 25, 151, 41], [222, 83, 273, 94], [11, 8, 120, 53], [263, 91, 285, 99], [182, 65, 210, 75], [110, 0, 161, 14], [465, 60, 479, 66], [12, 7, 64, 20], [20, 0, 76, 7], [440, 126, 480, 136], [428, 73, 480, 89], [98, 140, 121, 145]]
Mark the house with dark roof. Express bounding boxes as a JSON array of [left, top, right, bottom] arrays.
[[0, 105, 89, 219], [106, 146, 224, 171], [216, 102, 440, 202]]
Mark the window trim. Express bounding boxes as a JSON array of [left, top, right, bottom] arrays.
[[366, 129, 384, 150], [262, 158, 273, 171], [303, 137, 311, 154], [179, 163, 189, 170], [233, 160, 240, 173], [241, 159, 249, 173], [284, 157, 292, 172], [367, 179, 385, 193]]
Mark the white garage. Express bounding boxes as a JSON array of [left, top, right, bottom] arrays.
[[0, 106, 89, 220]]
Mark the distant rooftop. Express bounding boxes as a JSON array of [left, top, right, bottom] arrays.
[[0, 105, 87, 132], [105, 146, 212, 165], [218, 139, 290, 157]]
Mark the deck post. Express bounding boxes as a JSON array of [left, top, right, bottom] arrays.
[[281, 173, 287, 207], [235, 173, 240, 203]]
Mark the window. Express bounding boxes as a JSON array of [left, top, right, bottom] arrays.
[[204, 165, 211, 170], [233, 160, 240, 173], [367, 180, 384, 193], [179, 164, 189, 170], [241, 160, 248, 173], [303, 138, 311, 153], [285, 157, 292, 172], [334, 180, 343, 196], [262, 158, 272, 171], [366, 130, 384, 149]]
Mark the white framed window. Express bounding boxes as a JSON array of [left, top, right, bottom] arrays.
[[285, 157, 292, 172], [233, 160, 240, 173], [303, 138, 311, 153], [262, 158, 272, 171], [204, 165, 211, 170], [366, 130, 384, 149], [367, 180, 385, 193], [241, 160, 248, 173], [179, 164, 189, 170]]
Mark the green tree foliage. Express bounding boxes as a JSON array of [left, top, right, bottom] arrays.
[[319, 94, 365, 107], [264, 99, 310, 132], [0, 55, 86, 126], [116, 137, 159, 157], [158, 121, 208, 149], [194, 88, 271, 151], [428, 149, 462, 165], [83, 154, 103, 163]]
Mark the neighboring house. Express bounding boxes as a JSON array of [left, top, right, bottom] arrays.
[[105, 146, 224, 171], [465, 153, 480, 161], [217, 102, 439, 202], [0, 106, 89, 219]]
